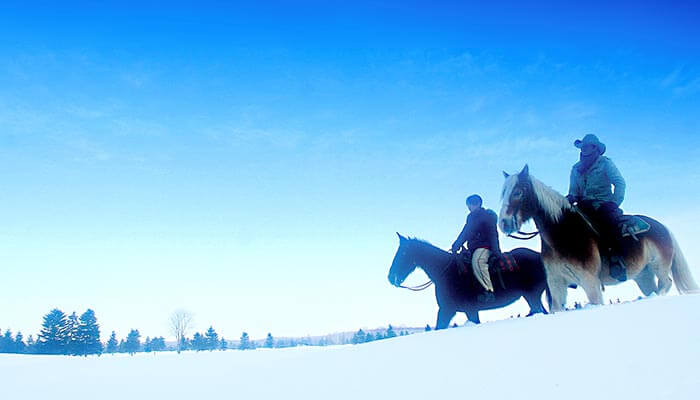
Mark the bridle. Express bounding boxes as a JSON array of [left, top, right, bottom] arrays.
[[505, 182, 540, 240], [397, 246, 456, 291]]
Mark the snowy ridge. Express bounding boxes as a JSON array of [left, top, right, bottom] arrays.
[[2, 294, 699, 399]]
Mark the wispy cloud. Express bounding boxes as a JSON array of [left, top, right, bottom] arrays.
[[66, 137, 114, 163], [203, 123, 306, 150], [660, 66, 683, 88], [120, 72, 151, 88], [673, 77, 700, 96], [554, 101, 598, 120], [659, 66, 700, 96], [60, 104, 109, 119]]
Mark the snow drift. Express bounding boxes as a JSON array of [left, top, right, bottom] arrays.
[[2, 294, 699, 399]]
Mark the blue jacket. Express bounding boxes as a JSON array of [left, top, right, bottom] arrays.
[[569, 155, 625, 209], [452, 207, 501, 255]]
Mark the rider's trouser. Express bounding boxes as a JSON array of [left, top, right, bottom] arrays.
[[472, 248, 494, 292]]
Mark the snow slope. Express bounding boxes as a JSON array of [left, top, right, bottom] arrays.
[[2, 295, 699, 399]]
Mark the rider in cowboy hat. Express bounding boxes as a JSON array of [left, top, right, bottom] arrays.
[[451, 194, 502, 302], [567, 134, 627, 281]]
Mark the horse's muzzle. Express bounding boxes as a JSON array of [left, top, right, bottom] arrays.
[[500, 216, 517, 234], [388, 273, 402, 287]]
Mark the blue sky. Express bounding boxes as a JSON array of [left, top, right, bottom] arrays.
[[1, 1, 699, 341]]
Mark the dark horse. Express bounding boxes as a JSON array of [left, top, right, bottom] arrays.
[[388, 233, 550, 329]]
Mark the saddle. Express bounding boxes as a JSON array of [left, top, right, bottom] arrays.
[[455, 250, 518, 291], [618, 215, 650, 241], [576, 205, 651, 243]]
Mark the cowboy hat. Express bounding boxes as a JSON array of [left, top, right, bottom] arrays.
[[574, 134, 606, 155]]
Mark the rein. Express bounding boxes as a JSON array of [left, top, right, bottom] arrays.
[[399, 280, 434, 291], [508, 230, 539, 240], [507, 205, 599, 241], [573, 205, 600, 237], [398, 254, 455, 292]]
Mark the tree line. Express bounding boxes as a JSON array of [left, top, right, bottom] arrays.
[[0, 308, 103, 356], [1, 308, 416, 356]]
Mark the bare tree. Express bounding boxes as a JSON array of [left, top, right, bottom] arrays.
[[169, 309, 193, 354]]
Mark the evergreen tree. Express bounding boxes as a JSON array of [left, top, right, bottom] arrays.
[[150, 337, 166, 352], [192, 332, 206, 351], [66, 312, 80, 355], [118, 339, 127, 353], [264, 333, 274, 348], [38, 308, 69, 355], [106, 331, 118, 354], [15, 332, 26, 354], [239, 332, 252, 350], [125, 330, 141, 355], [144, 337, 153, 352], [75, 309, 102, 356], [1, 329, 13, 353], [386, 325, 397, 339], [425, 324, 432, 332], [205, 326, 219, 351], [219, 338, 227, 350], [352, 329, 366, 344], [26, 335, 36, 353]]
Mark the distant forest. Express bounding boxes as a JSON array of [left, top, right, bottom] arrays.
[[0, 308, 423, 356]]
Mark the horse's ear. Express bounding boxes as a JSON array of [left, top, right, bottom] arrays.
[[519, 164, 529, 178], [503, 171, 510, 179], [397, 232, 406, 242]]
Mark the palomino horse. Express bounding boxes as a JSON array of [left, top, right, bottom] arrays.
[[388, 233, 550, 329], [499, 165, 698, 312]]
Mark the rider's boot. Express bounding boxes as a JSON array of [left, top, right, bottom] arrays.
[[609, 254, 627, 282], [477, 290, 495, 303]]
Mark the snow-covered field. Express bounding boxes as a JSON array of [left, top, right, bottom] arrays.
[[2, 295, 699, 399]]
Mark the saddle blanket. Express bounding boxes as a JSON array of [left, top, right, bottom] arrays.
[[489, 252, 519, 273], [488, 252, 519, 291]]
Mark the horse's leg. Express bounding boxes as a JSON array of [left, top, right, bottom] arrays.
[[436, 307, 456, 330], [523, 291, 545, 316], [546, 270, 568, 312], [580, 271, 604, 305], [653, 261, 673, 295], [465, 309, 480, 324], [645, 241, 674, 295], [634, 265, 658, 296]]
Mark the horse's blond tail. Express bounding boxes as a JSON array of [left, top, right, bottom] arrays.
[[670, 233, 699, 294]]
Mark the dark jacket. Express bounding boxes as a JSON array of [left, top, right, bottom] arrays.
[[452, 207, 501, 255]]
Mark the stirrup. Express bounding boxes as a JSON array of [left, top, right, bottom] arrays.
[[609, 255, 627, 282], [477, 291, 495, 303]]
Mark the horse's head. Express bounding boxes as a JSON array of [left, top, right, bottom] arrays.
[[499, 165, 535, 234], [388, 233, 418, 287]]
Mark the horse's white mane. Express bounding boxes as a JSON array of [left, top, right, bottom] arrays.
[[530, 176, 571, 222], [502, 173, 571, 222]]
